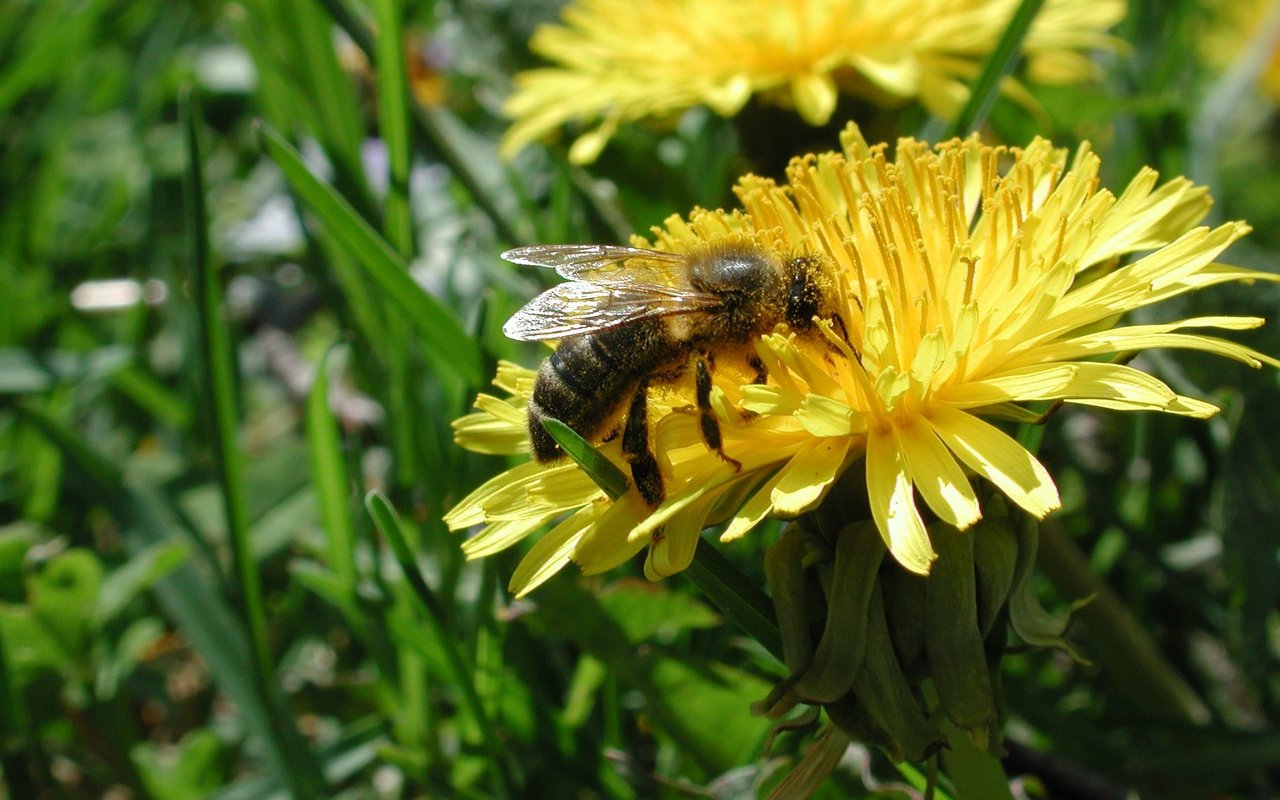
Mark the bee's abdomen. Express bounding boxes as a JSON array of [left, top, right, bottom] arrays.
[[528, 321, 675, 461]]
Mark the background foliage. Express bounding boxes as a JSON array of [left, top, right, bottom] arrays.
[[1, 0, 1279, 797]]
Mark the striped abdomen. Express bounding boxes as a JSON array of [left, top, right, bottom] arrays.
[[528, 319, 681, 461]]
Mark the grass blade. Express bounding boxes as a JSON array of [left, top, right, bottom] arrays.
[[372, 0, 413, 258], [306, 346, 358, 593], [184, 91, 327, 798], [183, 90, 270, 681], [936, 0, 1047, 140], [257, 122, 483, 386], [0, 618, 34, 799], [364, 491, 516, 796], [287, 0, 365, 180], [685, 544, 783, 661], [312, 0, 531, 246]]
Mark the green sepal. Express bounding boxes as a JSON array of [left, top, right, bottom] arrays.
[[840, 581, 945, 762], [925, 522, 995, 747], [1008, 516, 1090, 661], [881, 565, 929, 681], [764, 524, 817, 676], [971, 517, 1019, 639], [794, 522, 885, 703]]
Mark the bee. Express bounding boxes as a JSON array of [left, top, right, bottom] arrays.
[[502, 240, 839, 507]]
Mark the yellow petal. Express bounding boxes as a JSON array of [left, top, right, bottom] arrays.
[[1069, 395, 1220, 418], [510, 505, 599, 597], [894, 419, 981, 529], [443, 460, 551, 528], [796, 394, 854, 437], [866, 429, 935, 574], [741, 384, 804, 415], [568, 119, 615, 164], [943, 362, 1181, 410], [705, 74, 753, 115], [927, 406, 1060, 519], [571, 492, 652, 574], [850, 54, 921, 96], [790, 72, 838, 125], [462, 514, 558, 558], [644, 497, 711, 579], [721, 468, 786, 542], [770, 436, 851, 516], [483, 462, 603, 520], [452, 394, 530, 455]]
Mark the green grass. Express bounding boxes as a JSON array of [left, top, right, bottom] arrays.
[[2, 0, 1280, 797]]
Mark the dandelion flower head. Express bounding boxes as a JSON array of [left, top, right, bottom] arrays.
[[502, 0, 1125, 163], [448, 123, 1278, 596]]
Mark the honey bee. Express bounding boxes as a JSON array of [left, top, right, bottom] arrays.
[[502, 241, 839, 506]]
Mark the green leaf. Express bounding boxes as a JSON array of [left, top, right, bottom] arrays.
[[533, 578, 773, 775], [540, 417, 630, 500], [256, 123, 483, 386], [0, 346, 132, 395], [597, 580, 721, 644], [14, 406, 325, 798], [183, 91, 274, 691], [94, 617, 166, 700], [0, 350, 52, 394], [364, 491, 516, 795], [93, 541, 190, 628], [0, 606, 76, 682], [288, 560, 363, 632], [305, 347, 358, 594], [684, 543, 783, 661], [372, 0, 413, 258], [0, 525, 35, 604], [30, 549, 103, 657], [132, 730, 226, 800], [310, 0, 531, 245]]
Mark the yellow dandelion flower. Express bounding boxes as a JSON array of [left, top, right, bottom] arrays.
[[447, 123, 1279, 595], [502, 0, 1126, 163]]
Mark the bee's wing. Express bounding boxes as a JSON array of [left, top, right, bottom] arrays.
[[502, 281, 721, 342], [501, 244, 690, 284]]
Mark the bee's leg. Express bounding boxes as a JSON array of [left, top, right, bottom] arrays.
[[831, 313, 852, 348], [747, 354, 768, 384], [623, 379, 665, 506], [695, 357, 742, 471]]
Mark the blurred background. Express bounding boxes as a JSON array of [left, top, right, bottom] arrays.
[[2, 0, 1280, 797]]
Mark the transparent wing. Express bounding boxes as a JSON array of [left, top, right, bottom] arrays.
[[503, 281, 721, 341], [501, 244, 691, 285]]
